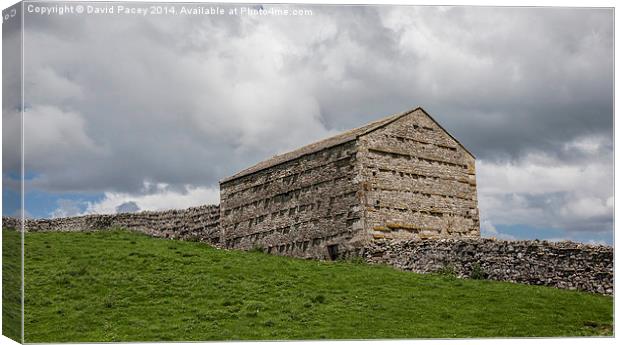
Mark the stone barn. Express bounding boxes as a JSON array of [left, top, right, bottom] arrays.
[[219, 107, 479, 259]]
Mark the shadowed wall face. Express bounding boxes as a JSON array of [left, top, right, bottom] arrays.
[[219, 141, 363, 259], [358, 110, 479, 240]]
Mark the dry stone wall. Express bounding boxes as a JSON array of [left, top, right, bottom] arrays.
[[2, 217, 20, 230], [219, 141, 364, 259], [362, 238, 613, 295], [2, 204, 220, 244], [2, 207, 613, 295]]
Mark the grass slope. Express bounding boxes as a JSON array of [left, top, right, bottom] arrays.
[[2, 229, 22, 342], [19, 229, 613, 341]]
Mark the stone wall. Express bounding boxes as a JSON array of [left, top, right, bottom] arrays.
[[219, 141, 364, 259], [3, 209, 613, 295], [2, 204, 221, 244], [362, 238, 613, 295], [357, 109, 479, 240], [2, 217, 20, 230]]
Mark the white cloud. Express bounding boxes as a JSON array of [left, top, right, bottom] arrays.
[[26, 67, 84, 104], [563, 135, 609, 155], [480, 219, 516, 240], [49, 182, 219, 218], [23, 105, 103, 171], [50, 199, 85, 218], [477, 136, 612, 238], [476, 151, 612, 197], [83, 182, 219, 215], [560, 197, 611, 219], [480, 219, 497, 236]]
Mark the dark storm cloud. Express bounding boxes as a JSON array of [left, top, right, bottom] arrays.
[[12, 4, 612, 239], [313, 7, 613, 161]]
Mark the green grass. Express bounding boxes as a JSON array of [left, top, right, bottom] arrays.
[[2, 229, 22, 342], [17, 229, 613, 341]]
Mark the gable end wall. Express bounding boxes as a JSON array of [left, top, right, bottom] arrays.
[[357, 109, 480, 240]]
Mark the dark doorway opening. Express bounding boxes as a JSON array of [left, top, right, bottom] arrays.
[[327, 244, 339, 261]]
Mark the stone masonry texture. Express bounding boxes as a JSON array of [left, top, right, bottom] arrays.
[[362, 238, 613, 295], [3, 205, 220, 244], [219, 107, 479, 259]]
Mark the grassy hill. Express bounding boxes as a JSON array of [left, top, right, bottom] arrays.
[[2, 228, 21, 342], [6, 229, 613, 341]]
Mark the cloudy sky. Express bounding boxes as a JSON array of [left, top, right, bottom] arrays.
[[2, 3, 613, 244]]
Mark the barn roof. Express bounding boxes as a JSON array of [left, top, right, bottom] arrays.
[[221, 106, 473, 184]]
